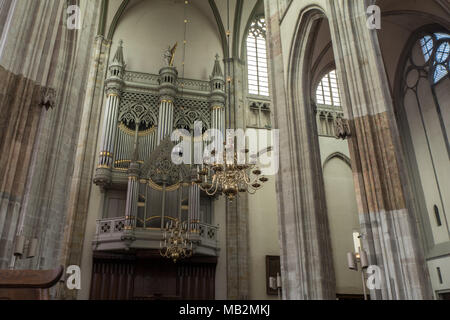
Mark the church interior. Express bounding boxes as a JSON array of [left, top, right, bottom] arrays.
[[0, 0, 448, 301]]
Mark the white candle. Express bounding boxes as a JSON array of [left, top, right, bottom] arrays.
[[276, 273, 281, 288], [269, 277, 276, 290]]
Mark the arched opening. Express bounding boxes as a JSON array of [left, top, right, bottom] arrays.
[[323, 156, 361, 296], [280, 6, 364, 299], [376, 0, 450, 298], [313, 66, 362, 297], [393, 26, 450, 298]]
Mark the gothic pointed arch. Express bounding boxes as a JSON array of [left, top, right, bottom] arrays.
[[273, 5, 336, 299], [393, 23, 450, 259], [323, 152, 352, 169]]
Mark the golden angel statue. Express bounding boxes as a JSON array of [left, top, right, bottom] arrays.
[[163, 43, 178, 67]]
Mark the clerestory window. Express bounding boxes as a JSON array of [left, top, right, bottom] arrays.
[[247, 17, 269, 96]]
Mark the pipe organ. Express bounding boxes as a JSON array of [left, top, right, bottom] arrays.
[[93, 41, 224, 260]]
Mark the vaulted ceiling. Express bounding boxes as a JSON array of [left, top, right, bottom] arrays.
[[100, 0, 264, 60]]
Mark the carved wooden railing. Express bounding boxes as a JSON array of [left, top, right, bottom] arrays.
[[0, 266, 64, 300]]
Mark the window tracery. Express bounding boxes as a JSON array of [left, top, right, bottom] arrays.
[[247, 17, 269, 96], [316, 70, 341, 107], [419, 32, 450, 84]]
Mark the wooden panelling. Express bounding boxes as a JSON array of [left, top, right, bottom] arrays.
[[90, 251, 217, 300], [90, 253, 135, 300]]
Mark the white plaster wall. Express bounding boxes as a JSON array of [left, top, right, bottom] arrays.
[[247, 128, 281, 300], [399, 43, 450, 247], [78, 187, 103, 300], [434, 80, 450, 231], [106, 0, 123, 35], [435, 80, 450, 140], [319, 136, 363, 295], [247, 178, 280, 300], [319, 137, 349, 166], [238, 0, 260, 59], [323, 157, 362, 295], [111, 0, 223, 80], [427, 256, 450, 299]]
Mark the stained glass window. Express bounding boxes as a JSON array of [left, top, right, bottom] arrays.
[[420, 33, 450, 84]]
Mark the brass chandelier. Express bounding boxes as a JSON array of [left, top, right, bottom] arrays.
[[160, 219, 193, 263], [193, 0, 268, 200], [194, 145, 268, 200]]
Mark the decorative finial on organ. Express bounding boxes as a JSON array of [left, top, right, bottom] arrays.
[[108, 40, 125, 79], [112, 39, 125, 65], [211, 54, 223, 79]]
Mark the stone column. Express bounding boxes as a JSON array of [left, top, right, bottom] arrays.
[[58, 34, 111, 299], [264, 0, 336, 300], [157, 67, 178, 144], [326, 0, 433, 300], [226, 194, 250, 300], [223, 56, 250, 300], [0, 0, 102, 273]]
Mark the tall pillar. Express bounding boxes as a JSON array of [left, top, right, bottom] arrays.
[[0, 1, 102, 272], [222, 55, 251, 299], [264, 1, 336, 300], [326, 0, 433, 300], [157, 67, 178, 144], [94, 40, 125, 186]]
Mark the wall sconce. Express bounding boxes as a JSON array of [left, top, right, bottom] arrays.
[[13, 236, 38, 269], [269, 273, 282, 299], [347, 232, 369, 300]]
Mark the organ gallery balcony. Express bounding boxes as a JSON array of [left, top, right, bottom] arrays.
[[92, 217, 219, 257]]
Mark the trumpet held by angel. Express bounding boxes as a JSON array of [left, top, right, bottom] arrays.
[[163, 43, 178, 67]]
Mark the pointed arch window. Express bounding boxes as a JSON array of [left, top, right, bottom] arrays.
[[247, 17, 269, 96], [419, 32, 450, 84], [316, 70, 341, 107]]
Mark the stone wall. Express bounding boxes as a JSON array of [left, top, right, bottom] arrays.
[[0, 0, 103, 287]]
